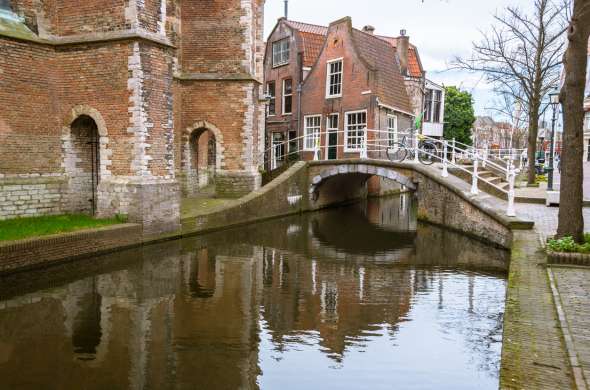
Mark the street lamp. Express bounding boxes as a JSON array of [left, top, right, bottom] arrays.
[[548, 88, 560, 191]]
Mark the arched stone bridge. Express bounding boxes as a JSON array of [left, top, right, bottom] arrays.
[[182, 159, 534, 249]]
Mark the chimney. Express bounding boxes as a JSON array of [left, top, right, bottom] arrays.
[[398, 29, 409, 76], [284, 0, 288, 19], [362, 25, 375, 35]]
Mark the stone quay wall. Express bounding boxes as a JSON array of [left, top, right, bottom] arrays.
[[0, 223, 142, 275]]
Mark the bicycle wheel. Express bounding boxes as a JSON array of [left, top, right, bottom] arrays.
[[418, 142, 438, 165], [386, 143, 408, 162]]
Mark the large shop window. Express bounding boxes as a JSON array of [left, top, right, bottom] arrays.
[[345, 111, 367, 152]]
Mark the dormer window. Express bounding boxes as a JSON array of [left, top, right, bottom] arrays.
[[272, 38, 290, 67], [424, 88, 443, 123], [326, 59, 343, 98]]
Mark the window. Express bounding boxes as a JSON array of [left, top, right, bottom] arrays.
[[326, 59, 343, 98], [304, 115, 322, 150], [424, 89, 433, 122], [433, 90, 442, 123], [345, 111, 367, 151], [266, 81, 276, 116], [424, 88, 443, 123], [387, 115, 398, 146], [327, 114, 339, 131], [272, 39, 290, 67], [585, 112, 590, 131], [0, 0, 11, 11], [282, 79, 293, 115], [272, 132, 285, 161]]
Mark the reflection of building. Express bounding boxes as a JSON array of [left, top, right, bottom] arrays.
[[0, 196, 509, 388]]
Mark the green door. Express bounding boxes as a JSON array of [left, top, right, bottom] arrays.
[[328, 131, 338, 160]]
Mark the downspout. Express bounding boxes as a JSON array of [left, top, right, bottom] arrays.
[[297, 51, 304, 159]]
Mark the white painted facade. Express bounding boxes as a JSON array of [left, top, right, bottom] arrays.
[[422, 79, 445, 138]]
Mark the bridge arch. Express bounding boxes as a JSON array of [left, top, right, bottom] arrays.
[[309, 163, 416, 201]]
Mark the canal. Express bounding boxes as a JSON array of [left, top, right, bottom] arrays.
[[0, 195, 509, 390]]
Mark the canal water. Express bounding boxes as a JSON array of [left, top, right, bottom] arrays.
[[0, 195, 508, 390]]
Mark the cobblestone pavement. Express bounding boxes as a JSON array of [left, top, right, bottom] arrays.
[[514, 203, 590, 242], [552, 267, 590, 389], [500, 230, 575, 389]]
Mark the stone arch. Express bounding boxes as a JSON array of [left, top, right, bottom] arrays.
[[184, 120, 224, 169], [65, 105, 108, 137], [182, 121, 224, 196], [309, 163, 416, 201]]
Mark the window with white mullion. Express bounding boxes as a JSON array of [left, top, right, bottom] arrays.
[[272, 39, 290, 67], [282, 79, 293, 115], [304, 115, 322, 150], [326, 59, 343, 98], [387, 115, 398, 147], [345, 111, 367, 151]]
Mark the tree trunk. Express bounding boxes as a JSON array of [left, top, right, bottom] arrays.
[[557, 0, 590, 242], [527, 103, 540, 185]]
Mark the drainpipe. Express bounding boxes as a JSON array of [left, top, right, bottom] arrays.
[[297, 52, 303, 158]]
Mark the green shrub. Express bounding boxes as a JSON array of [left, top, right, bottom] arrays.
[[547, 235, 590, 253]]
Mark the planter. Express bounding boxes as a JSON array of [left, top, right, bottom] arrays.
[[547, 250, 590, 266]]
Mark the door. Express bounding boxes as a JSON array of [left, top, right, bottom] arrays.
[[327, 114, 339, 160]]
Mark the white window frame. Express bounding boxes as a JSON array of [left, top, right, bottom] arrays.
[[325, 113, 339, 159], [326, 58, 343, 99], [344, 110, 367, 152], [387, 114, 398, 146], [272, 38, 290, 67], [304, 115, 322, 151], [266, 81, 276, 116], [585, 111, 590, 131], [282, 79, 293, 115]]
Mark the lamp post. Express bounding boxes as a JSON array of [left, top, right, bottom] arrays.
[[548, 88, 560, 191]]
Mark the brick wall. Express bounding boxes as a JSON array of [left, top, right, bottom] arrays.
[[0, 224, 142, 274], [1, 0, 264, 223]]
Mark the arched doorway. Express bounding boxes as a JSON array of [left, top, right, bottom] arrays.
[[68, 115, 100, 215], [186, 127, 217, 195]]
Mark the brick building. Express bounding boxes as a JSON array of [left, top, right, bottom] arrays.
[[0, 0, 265, 233], [263, 17, 445, 167]]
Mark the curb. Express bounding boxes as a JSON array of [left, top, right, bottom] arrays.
[[547, 267, 589, 390]]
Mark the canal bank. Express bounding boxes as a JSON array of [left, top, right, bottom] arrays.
[[0, 161, 533, 274]]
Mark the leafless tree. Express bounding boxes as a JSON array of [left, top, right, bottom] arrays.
[[453, 0, 570, 184], [557, 0, 590, 242], [487, 87, 530, 149]]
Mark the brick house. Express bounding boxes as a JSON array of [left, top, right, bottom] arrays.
[[0, 0, 265, 233], [263, 17, 445, 167]]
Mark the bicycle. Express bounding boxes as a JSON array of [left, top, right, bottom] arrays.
[[386, 132, 439, 165]]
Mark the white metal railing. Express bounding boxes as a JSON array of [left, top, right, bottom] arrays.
[[261, 128, 518, 217]]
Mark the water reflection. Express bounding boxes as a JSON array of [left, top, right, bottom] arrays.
[[0, 195, 508, 390]]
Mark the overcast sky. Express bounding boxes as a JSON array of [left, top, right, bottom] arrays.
[[263, 0, 534, 117]]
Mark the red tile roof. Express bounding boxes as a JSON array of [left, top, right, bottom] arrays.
[[377, 35, 424, 78], [284, 20, 327, 67], [352, 29, 413, 113]]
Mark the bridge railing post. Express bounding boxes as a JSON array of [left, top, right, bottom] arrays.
[[442, 140, 449, 177], [507, 168, 516, 217], [314, 136, 320, 161], [471, 155, 479, 195], [361, 129, 368, 159], [482, 146, 488, 168], [519, 150, 524, 171], [451, 138, 456, 164], [271, 144, 277, 170]]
